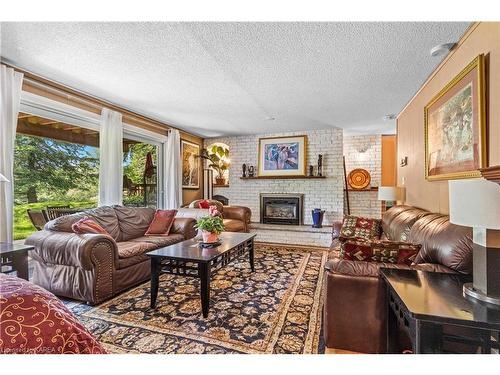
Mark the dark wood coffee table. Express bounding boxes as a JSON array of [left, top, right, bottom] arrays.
[[146, 232, 256, 318]]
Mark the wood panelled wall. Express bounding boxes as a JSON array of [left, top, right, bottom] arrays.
[[12, 68, 204, 205], [397, 22, 500, 214]]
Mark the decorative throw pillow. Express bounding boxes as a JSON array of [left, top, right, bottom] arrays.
[[339, 238, 421, 266], [339, 215, 381, 240], [370, 240, 421, 266], [145, 209, 177, 236], [72, 217, 110, 235], [198, 199, 211, 209], [340, 238, 373, 261]]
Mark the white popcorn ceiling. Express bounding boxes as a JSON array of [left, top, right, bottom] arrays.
[[0, 22, 469, 137]]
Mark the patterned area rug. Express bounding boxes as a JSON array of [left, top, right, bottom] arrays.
[[69, 244, 328, 354]]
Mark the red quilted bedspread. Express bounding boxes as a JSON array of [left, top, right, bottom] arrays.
[[0, 273, 105, 354]]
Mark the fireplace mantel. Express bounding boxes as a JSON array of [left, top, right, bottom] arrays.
[[241, 176, 326, 180]]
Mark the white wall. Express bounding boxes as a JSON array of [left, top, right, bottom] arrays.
[[206, 128, 344, 225], [343, 134, 382, 218]]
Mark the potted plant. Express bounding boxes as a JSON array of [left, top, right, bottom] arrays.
[[198, 145, 230, 185], [195, 205, 225, 243]]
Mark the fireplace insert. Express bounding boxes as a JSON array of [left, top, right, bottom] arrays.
[[260, 193, 304, 225]]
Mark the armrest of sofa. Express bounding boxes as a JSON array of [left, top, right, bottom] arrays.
[[25, 230, 118, 271], [170, 217, 197, 239], [223, 206, 251, 223], [332, 220, 343, 240]]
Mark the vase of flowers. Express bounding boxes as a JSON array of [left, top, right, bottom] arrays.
[[195, 205, 225, 243]]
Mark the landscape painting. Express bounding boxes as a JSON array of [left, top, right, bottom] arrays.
[[425, 54, 486, 181], [258, 135, 307, 177], [181, 140, 200, 189]]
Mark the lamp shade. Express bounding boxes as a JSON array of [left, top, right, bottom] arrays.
[[0, 173, 10, 183], [449, 178, 500, 229], [377, 186, 405, 201]]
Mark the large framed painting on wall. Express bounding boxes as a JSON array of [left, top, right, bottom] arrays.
[[181, 140, 200, 189], [424, 54, 487, 181], [258, 135, 307, 177]]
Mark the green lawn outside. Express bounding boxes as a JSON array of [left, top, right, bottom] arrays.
[[14, 200, 97, 240]]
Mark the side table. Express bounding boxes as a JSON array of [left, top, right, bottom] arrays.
[[0, 242, 35, 280], [381, 268, 500, 354]]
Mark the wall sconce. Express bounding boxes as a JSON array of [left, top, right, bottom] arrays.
[[400, 156, 408, 167]]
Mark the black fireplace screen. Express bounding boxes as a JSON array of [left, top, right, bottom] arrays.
[[260, 195, 303, 225]]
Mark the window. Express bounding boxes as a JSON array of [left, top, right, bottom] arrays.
[[123, 136, 159, 208], [14, 113, 100, 240]]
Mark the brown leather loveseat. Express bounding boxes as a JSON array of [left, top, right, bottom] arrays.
[[25, 205, 196, 305], [323, 205, 473, 353]]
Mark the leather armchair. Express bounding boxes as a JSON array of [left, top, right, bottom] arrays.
[[188, 199, 252, 233], [323, 205, 472, 353]]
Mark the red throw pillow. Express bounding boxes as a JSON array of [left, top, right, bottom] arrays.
[[339, 215, 381, 240], [145, 209, 177, 236], [198, 199, 211, 209], [72, 217, 110, 235], [340, 239, 421, 266]]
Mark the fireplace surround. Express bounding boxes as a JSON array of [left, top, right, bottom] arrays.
[[260, 193, 304, 225]]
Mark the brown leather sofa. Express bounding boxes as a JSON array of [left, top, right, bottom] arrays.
[[323, 205, 473, 353], [25, 205, 196, 305], [188, 199, 252, 232]]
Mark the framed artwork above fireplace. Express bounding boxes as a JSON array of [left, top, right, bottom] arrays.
[[258, 135, 307, 177]]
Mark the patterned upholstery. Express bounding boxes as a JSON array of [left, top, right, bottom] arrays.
[[340, 238, 421, 266], [0, 274, 105, 354], [339, 215, 381, 240]]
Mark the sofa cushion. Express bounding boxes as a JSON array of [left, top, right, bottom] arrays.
[[340, 238, 421, 266], [117, 254, 150, 269], [339, 215, 381, 240], [145, 209, 177, 236], [116, 241, 156, 258], [381, 206, 430, 242], [223, 218, 245, 232], [129, 234, 185, 248], [410, 214, 473, 274], [114, 205, 155, 241]]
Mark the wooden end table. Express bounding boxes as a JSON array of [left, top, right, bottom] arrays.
[[0, 242, 35, 280], [146, 232, 256, 318], [381, 268, 500, 354]]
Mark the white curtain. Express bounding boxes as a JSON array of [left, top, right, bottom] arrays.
[[0, 65, 23, 243], [98, 108, 123, 206], [163, 129, 182, 209]]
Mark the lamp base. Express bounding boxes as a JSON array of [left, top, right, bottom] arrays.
[[463, 283, 500, 306]]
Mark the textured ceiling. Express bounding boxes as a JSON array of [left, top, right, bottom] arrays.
[[0, 22, 470, 137]]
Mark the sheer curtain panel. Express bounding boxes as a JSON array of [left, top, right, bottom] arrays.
[[0, 65, 23, 243], [98, 108, 123, 206], [163, 129, 182, 209]]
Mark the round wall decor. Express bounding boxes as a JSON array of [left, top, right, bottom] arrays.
[[348, 168, 371, 190]]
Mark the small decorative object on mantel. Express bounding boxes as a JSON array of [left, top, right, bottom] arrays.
[[195, 205, 225, 245], [311, 208, 325, 228], [308, 165, 314, 177], [242, 163, 247, 178], [348, 168, 371, 190], [248, 165, 255, 177], [317, 154, 323, 177]]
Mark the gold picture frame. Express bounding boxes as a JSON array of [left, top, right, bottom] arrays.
[[181, 139, 200, 189], [424, 54, 487, 181], [257, 135, 307, 177]]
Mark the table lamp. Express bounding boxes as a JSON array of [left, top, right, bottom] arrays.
[[0, 173, 9, 183], [449, 178, 500, 305], [378, 186, 406, 203]]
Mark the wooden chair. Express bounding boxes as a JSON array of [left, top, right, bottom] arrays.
[[45, 206, 79, 221], [27, 209, 48, 231]]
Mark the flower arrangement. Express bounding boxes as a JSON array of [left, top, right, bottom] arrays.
[[195, 205, 225, 243]]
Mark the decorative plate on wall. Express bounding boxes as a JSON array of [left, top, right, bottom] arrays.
[[348, 168, 371, 190]]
